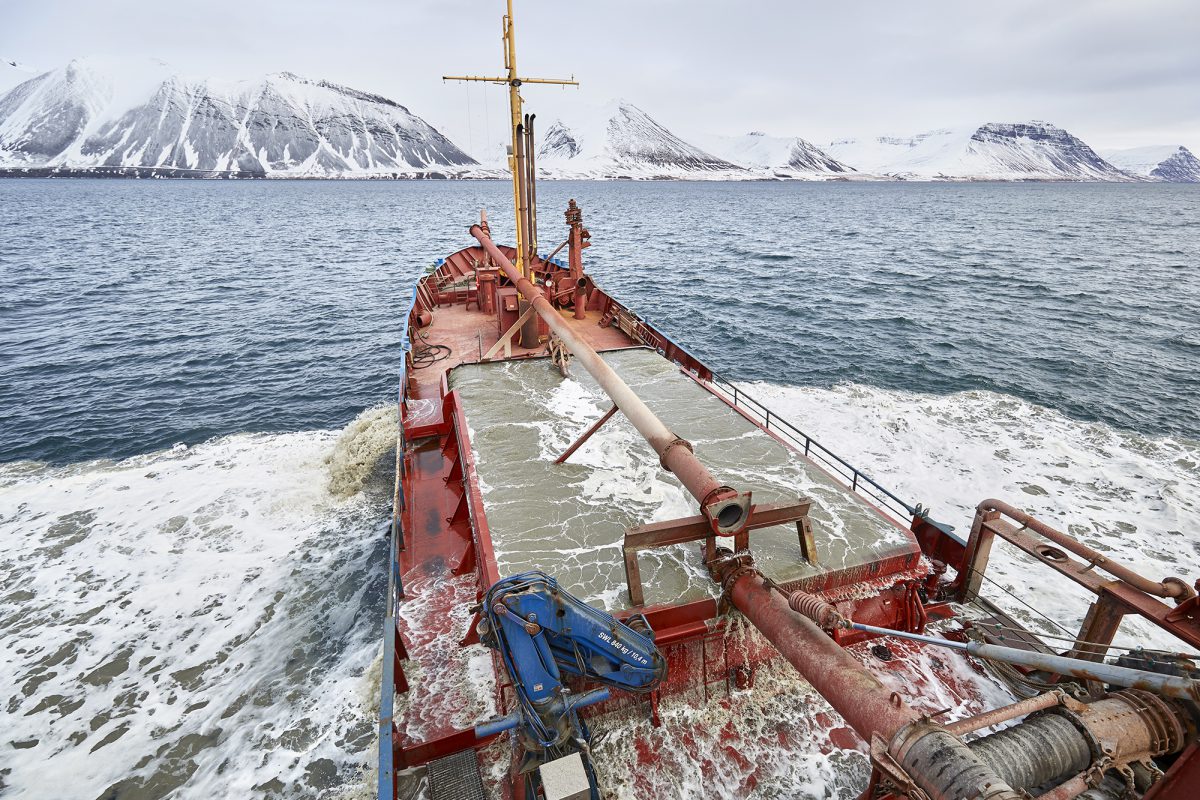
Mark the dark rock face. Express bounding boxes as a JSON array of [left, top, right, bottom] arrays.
[[0, 63, 476, 175], [969, 122, 1127, 180], [539, 121, 581, 159], [1151, 147, 1200, 182], [606, 103, 741, 172], [786, 139, 851, 173], [0, 67, 88, 158]]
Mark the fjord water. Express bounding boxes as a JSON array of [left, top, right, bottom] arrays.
[[1, 179, 1197, 799]]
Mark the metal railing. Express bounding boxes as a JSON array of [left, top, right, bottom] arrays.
[[630, 312, 926, 530], [378, 280, 423, 800], [706, 372, 920, 526]]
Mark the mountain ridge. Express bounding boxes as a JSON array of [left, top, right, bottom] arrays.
[[0, 57, 477, 177], [532, 99, 750, 180], [826, 121, 1134, 181], [700, 131, 853, 177], [2, 59, 1194, 181], [1102, 145, 1200, 183]]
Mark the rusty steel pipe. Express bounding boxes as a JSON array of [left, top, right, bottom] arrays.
[[1033, 774, 1090, 800], [724, 563, 1193, 799], [724, 568, 921, 742], [725, 567, 1019, 798], [978, 499, 1194, 600], [573, 276, 589, 321], [945, 691, 1065, 737], [469, 224, 747, 533]]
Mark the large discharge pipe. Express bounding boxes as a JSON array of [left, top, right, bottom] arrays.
[[469, 223, 748, 534], [725, 568, 922, 742], [720, 566, 1025, 799]]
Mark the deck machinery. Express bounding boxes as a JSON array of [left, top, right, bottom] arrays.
[[378, 4, 1200, 798]]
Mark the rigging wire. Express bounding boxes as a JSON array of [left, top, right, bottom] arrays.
[[963, 567, 1200, 668], [483, 79, 492, 162], [465, 81, 475, 156], [967, 566, 1076, 638]]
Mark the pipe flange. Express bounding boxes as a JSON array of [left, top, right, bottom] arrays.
[[1109, 689, 1188, 759], [708, 551, 756, 595], [704, 488, 752, 536], [657, 437, 694, 471], [721, 564, 756, 596]]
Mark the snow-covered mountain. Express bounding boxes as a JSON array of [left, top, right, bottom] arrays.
[[701, 131, 854, 177], [2, 62, 1187, 184], [1101, 145, 1200, 183], [0, 57, 477, 177], [827, 122, 1132, 181], [535, 100, 748, 180]]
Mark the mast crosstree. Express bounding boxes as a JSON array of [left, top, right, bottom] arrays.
[[443, 0, 577, 282]]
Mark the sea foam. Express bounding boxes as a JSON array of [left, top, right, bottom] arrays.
[[0, 426, 388, 799], [740, 381, 1200, 651]]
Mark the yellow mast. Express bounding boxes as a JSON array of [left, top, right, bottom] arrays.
[[444, 0, 577, 281]]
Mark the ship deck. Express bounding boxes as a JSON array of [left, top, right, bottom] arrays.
[[448, 348, 919, 610], [406, 302, 628, 424], [386, 253, 936, 776]]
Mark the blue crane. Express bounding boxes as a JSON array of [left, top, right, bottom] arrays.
[[472, 571, 667, 795]]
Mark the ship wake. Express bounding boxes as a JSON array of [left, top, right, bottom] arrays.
[[0, 422, 392, 800]]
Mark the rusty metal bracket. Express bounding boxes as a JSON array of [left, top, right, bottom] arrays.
[[958, 502, 1200, 651], [622, 500, 813, 606], [868, 734, 929, 800]]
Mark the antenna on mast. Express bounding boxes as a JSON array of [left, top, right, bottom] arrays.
[[443, 0, 578, 282]]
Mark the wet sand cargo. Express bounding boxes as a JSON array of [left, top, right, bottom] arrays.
[[377, 4, 1200, 799]]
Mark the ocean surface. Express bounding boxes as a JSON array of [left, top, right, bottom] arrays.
[[1, 178, 1198, 799]]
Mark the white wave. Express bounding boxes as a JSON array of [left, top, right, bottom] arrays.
[[0, 427, 389, 799], [739, 381, 1200, 651]]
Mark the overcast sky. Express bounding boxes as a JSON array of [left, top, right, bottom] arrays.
[[4, 0, 1199, 154]]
